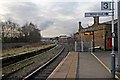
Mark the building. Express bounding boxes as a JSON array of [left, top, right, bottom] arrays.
[[58, 35, 68, 43], [73, 32, 79, 41], [79, 16, 118, 51]]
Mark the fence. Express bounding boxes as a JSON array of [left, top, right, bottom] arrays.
[[75, 41, 92, 52]]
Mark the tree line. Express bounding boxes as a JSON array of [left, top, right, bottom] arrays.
[[1, 20, 41, 43]]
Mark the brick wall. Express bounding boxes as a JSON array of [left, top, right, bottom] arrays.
[[94, 29, 105, 49]]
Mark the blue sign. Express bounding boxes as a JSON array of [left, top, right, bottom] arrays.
[[85, 12, 111, 17], [101, 2, 112, 10]]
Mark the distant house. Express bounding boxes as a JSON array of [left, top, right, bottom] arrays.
[[58, 35, 68, 43], [73, 32, 79, 41], [79, 16, 118, 51]]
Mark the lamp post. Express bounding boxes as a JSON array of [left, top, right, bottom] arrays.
[[111, 0, 115, 78]]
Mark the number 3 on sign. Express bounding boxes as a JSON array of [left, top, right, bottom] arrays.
[[101, 2, 112, 10]]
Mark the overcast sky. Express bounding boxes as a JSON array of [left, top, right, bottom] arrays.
[[0, 0, 118, 37]]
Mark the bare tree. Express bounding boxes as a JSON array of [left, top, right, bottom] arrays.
[[21, 22, 41, 42]]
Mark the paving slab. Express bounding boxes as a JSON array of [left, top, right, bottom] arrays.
[[78, 52, 113, 79]]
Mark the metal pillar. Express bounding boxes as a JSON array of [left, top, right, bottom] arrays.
[[92, 31, 95, 52], [75, 41, 77, 52], [0, 18, 2, 80], [111, 0, 115, 78], [81, 34, 84, 52], [81, 41, 84, 52], [91, 32, 94, 52], [91, 40, 93, 52], [117, 0, 120, 72]]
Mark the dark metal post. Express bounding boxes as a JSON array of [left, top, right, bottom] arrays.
[[104, 32, 107, 50], [92, 31, 95, 52], [117, 0, 120, 73], [0, 19, 2, 80], [111, 53, 116, 78]]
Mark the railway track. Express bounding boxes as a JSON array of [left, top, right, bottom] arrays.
[[22, 47, 68, 80], [2, 44, 68, 80]]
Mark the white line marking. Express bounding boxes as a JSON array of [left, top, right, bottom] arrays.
[[91, 52, 119, 80]]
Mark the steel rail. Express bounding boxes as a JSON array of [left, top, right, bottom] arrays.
[[22, 47, 66, 80]]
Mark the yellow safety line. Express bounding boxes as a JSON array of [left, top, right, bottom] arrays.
[[66, 53, 78, 79], [47, 52, 70, 79], [91, 52, 120, 80]]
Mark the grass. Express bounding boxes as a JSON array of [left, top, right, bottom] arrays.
[[2, 60, 34, 77], [2, 43, 56, 57]]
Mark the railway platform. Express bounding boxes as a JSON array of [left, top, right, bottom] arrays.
[[79, 52, 117, 79], [47, 52, 78, 79], [47, 52, 119, 80]]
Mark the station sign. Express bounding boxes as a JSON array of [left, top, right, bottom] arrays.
[[101, 2, 112, 10], [85, 12, 111, 17]]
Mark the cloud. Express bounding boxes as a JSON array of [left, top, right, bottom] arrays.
[[41, 17, 78, 37], [51, 2, 79, 15], [39, 20, 54, 30], [0, 1, 117, 37], [7, 2, 39, 23], [0, 2, 100, 37]]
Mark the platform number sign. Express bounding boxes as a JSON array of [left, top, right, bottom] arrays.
[[101, 2, 112, 10]]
